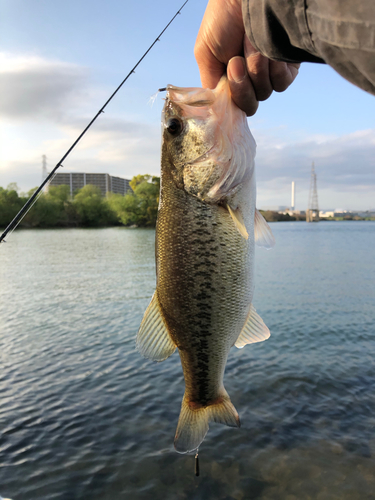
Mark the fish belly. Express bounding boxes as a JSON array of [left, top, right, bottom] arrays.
[[156, 166, 254, 409]]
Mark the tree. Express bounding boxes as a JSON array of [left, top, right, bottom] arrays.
[[130, 174, 155, 191], [108, 192, 141, 226], [73, 184, 117, 226], [0, 186, 24, 227], [0, 175, 160, 229], [133, 177, 160, 226], [48, 184, 70, 202], [23, 185, 72, 227], [6, 182, 19, 193], [108, 175, 160, 227]]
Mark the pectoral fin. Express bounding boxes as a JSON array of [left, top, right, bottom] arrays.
[[235, 304, 270, 348], [254, 209, 275, 249], [136, 292, 176, 362], [227, 204, 249, 239]]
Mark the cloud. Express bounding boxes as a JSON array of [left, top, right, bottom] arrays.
[[46, 115, 161, 175], [250, 126, 375, 210], [0, 115, 161, 190], [253, 127, 375, 190], [0, 53, 89, 121], [0, 54, 373, 211]]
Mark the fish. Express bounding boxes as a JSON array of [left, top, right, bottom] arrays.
[[137, 76, 275, 454]]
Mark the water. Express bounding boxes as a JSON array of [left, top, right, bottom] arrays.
[[0, 222, 374, 500]]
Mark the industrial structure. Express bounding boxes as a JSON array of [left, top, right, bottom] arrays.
[[49, 172, 131, 197], [42, 155, 48, 182], [291, 181, 295, 211], [306, 162, 319, 222]]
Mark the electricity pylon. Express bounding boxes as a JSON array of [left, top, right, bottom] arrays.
[[306, 162, 319, 222], [42, 155, 48, 181]]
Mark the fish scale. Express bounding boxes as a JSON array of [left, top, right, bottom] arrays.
[[158, 172, 248, 400], [137, 77, 274, 454]]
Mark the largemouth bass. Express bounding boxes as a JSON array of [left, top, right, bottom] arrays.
[[137, 77, 275, 454]]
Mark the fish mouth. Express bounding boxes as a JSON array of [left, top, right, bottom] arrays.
[[179, 99, 214, 107], [166, 85, 216, 108]]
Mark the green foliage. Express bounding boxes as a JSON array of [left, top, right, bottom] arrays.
[[107, 193, 140, 226], [24, 184, 72, 227], [109, 175, 160, 227], [133, 176, 160, 226], [129, 174, 155, 191], [260, 210, 297, 222], [73, 185, 117, 227], [7, 182, 19, 193], [1, 174, 160, 229], [48, 184, 71, 202], [0, 186, 25, 227]]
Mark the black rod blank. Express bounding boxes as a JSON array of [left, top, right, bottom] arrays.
[[0, 0, 189, 244]]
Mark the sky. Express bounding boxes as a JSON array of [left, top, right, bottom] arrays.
[[1, 0, 374, 211]]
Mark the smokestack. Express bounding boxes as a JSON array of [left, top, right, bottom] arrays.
[[291, 181, 295, 210]]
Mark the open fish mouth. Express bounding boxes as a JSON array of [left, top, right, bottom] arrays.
[[163, 77, 257, 204]]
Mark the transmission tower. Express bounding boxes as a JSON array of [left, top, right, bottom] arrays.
[[306, 162, 319, 222], [42, 155, 48, 181]]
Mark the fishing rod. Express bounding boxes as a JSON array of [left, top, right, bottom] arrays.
[[0, 0, 190, 244]]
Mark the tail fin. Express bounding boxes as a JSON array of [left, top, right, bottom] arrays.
[[174, 390, 240, 454]]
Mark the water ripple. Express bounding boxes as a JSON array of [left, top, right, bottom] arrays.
[[0, 224, 374, 499]]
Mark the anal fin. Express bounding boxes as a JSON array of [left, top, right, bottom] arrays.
[[235, 303, 270, 348], [136, 292, 176, 362]]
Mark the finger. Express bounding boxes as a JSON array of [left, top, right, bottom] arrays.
[[194, 0, 245, 90], [244, 36, 273, 101], [269, 60, 300, 92], [227, 56, 259, 116], [194, 38, 226, 89]]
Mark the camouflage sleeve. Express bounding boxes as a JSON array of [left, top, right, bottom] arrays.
[[242, 0, 375, 95]]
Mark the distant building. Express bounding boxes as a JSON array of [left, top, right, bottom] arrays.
[[319, 211, 335, 218], [49, 172, 131, 197], [260, 205, 288, 212], [357, 210, 375, 218], [283, 209, 305, 216], [319, 210, 375, 219]]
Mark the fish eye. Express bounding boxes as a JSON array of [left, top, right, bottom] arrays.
[[166, 117, 182, 136]]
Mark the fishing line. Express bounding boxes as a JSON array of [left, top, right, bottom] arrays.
[[0, 0, 189, 244], [195, 450, 200, 477], [148, 87, 168, 107]]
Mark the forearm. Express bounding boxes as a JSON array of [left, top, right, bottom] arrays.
[[242, 0, 324, 63], [242, 0, 375, 94]]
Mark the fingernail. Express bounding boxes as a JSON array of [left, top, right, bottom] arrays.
[[227, 57, 246, 83]]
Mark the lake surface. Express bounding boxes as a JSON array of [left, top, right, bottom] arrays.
[[0, 222, 374, 500]]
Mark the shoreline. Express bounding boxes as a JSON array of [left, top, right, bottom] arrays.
[[1, 218, 375, 233]]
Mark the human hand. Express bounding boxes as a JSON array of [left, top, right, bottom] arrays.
[[194, 0, 300, 116]]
